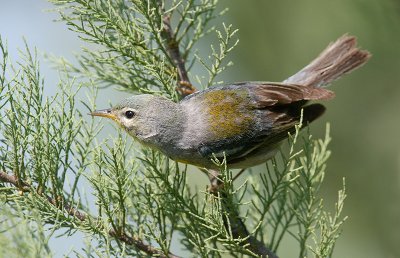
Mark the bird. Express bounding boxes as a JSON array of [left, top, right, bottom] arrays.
[[90, 35, 370, 169]]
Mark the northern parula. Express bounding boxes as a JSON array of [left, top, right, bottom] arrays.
[[91, 35, 370, 169]]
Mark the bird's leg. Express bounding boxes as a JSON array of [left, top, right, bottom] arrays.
[[207, 169, 224, 194], [176, 81, 196, 96]]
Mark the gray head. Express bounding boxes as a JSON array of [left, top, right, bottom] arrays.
[[90, 94, 159, 137], [90, 94, 183, 146]]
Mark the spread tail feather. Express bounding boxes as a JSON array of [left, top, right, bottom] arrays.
[[284, 35, 371, 87]]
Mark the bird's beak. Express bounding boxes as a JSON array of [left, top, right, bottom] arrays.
[[89, 108, 117, 121]]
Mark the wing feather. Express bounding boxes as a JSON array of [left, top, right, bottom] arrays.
[[188, 82, 330, 165], [247, 82, 334, 107]]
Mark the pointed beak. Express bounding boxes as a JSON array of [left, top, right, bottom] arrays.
[[89, 108, 117, 121]]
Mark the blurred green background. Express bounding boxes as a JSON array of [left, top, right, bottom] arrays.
[[1, 1, 400, 257]]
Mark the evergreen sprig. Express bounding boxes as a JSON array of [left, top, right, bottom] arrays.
[[49, 0, 226, 99]]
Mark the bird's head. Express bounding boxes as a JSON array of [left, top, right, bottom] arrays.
[[90, 94, 183, 146], [90, 94, 159, 138]]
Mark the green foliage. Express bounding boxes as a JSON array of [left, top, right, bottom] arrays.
[[0, 205, 53, 258], [247, 123, 347, 257], [49, 0, 231, 99], [0, 37, 100, 241], [0, 1, 347, 257], [195, 23, 238, 88]]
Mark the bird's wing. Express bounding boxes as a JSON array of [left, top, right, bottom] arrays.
[[186, 82, 330, 164], [234, 81, 334, 106], [198, 103, 326, 164]]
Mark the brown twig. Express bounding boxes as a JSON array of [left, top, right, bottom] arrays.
[[46, 195, 87, 222], [0, 171, 30, 192], [158, 2, 197, 97], [208, 169, 278, 258], [0, 170, 180, 258], [108, 230, 180, 258]]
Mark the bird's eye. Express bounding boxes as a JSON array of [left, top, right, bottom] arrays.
[[125, 110, 135, 119]]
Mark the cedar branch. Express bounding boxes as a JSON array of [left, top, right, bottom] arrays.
[[208, 170, 279, 258], [0, 170, 180, 258], [157, 1, 196, 97]]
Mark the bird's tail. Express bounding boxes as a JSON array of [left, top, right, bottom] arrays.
[[283, 35, 371, 87]]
